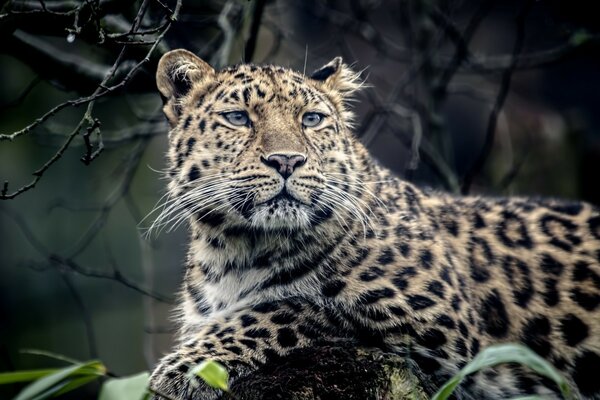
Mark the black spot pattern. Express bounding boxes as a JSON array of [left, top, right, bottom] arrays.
[[239, 339, 257, 350], [481, 290, 510, 338], [276, 328, 298, 347], [377, 248, 395, 265], [412, 352, 441, 374], [321, 279, 346, 297], [389, 305, 406, 316], [391, 266, 417, 291], [469, 236, 494, 282], [419, 249, 434, 270], [473, 213, 486, 228], [455, 338, 468, 357], [252, 301, 279, 313], [354, 304, 386, 321], [244, 328, 270, 339], [359, 266, 385, 282], [570, 288, 600, 311], [589, 215, 600, 239], [270, 311, 297, 325], [436, 315, 455, 329], [543, 278, 560, 306], [540, 254, 564, 276], [496, 211, 533, 248], [188, 165, 200, 181], [547, 202, 583, 216], [571, 261, 600, 310], [560, 314, 589, 346], [359, 287, 395, 305], [240, 314, 257, 327], [539, 214, 581, 252], [573, 351, 600, 396], [501, 255, 533, 308], [521, 316, 552, 357], [407, 295, 436, 310], [426, 281, 445, 299], [417, 329, 447, 349]]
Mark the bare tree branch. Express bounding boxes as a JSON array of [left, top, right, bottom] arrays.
[[243, 0, 266, 62], [60, 272, 98, 358], [0, 0, 182, 200], [460, 0, 534, 194], [430, 0, 495, 97]]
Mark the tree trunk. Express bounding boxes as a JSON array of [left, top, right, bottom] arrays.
[[230, 346, 429, 400]]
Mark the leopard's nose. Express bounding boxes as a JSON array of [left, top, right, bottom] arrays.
[[261, 153, 307, 179]]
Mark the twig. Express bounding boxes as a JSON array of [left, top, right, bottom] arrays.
[[460, 0, 534, 194], [0, 117, 87, 199], [38, 120, 166, 148], [243, 0, 266, 62], [431, 0, 495, 96], [215, 1, 238, 67], [60, 272, 98, 358], [0, 0, 182, 200], [80, 118, 103, 165], [392, 104, 423, 171], [106, 20, 170, 40], [0, 206, 173, 303], [65, 142, 145, 259], [51, 253, 174, 302]]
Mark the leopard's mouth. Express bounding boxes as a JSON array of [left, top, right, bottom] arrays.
[[243, 188, 313, 230], [259, 187, 308, 207]]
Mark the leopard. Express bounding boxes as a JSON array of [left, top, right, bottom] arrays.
[[149, 48, 600, 399]]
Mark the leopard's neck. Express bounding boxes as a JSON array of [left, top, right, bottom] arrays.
[[179, 160, 435, 332]]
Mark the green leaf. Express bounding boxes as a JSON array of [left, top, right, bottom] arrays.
[[0, 370, 58, 385], [190, 360, 229, 391], [432, 344, 572, 400], [99, 372, 150, 400], [13, 360, 106, 400], [570, 30, 591, 46], [53, 375, 102, 397], [19, 349, 80, 365]]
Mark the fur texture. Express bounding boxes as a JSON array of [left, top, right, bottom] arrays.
[[150, 49, 600, 399]]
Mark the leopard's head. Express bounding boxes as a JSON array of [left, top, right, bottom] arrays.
[[154, 49, 370, 233]]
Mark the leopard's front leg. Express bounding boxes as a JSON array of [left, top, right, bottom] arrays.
[[149, 298, 345, 400]]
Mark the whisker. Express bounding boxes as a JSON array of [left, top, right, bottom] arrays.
[[319, 191, 371, 238], [145, 177, 252, 235]]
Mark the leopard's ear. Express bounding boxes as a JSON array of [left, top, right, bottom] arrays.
[[309, 57, 362, 96], [156, 49, 215, 125]]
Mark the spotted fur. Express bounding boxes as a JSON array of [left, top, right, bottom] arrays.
[[150, 49, 600, 399]]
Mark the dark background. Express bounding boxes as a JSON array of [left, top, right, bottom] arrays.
[[1, 0, 599, 397]]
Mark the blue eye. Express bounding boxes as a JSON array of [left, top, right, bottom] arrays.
[[302, 112, 324, 128], [222, 111, 250, 126]]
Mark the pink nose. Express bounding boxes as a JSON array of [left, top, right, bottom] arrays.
[[261, 153, 307, 179]]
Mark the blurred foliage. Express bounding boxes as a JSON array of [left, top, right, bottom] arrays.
[[0, 344, 571, 399]]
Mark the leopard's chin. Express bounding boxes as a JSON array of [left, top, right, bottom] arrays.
[[248, 199, 313, 231]]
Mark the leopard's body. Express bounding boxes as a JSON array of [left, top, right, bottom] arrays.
[[150, 49, 600, 399]]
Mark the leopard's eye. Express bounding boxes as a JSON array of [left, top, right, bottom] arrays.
[[302, 112, 324, 128], [222, 111, 250, 126]]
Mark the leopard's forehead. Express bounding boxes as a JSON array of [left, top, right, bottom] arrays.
[[185, 63, 337, 118], [204, 63, 326, 106], [218, 63, 307, 84]]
